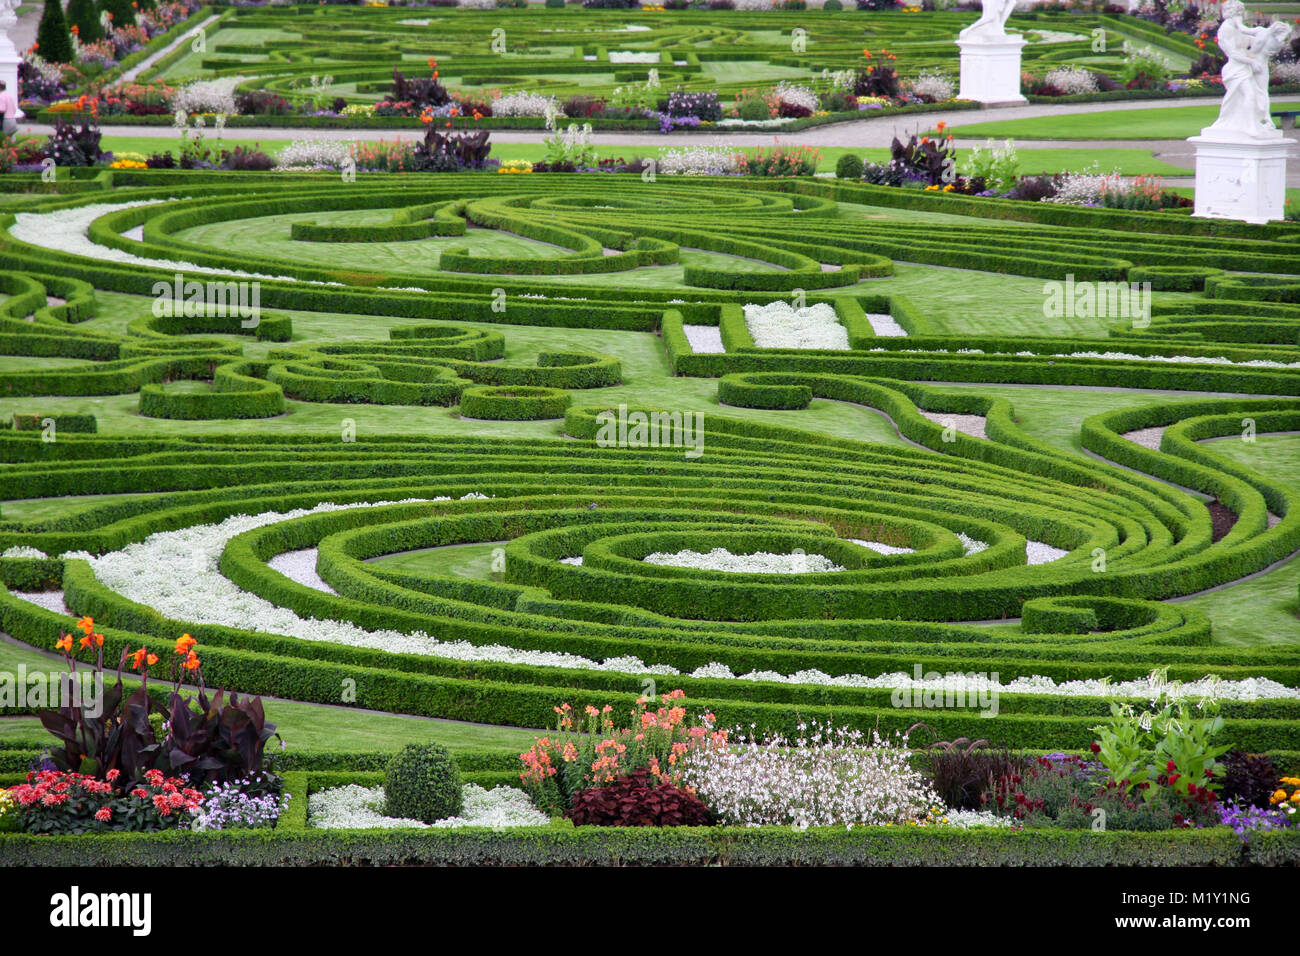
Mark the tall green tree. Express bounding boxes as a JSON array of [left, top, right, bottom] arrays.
[[66, 0, 103, 44], [35, 0, 76, 64], [99, 0, 136, 28]]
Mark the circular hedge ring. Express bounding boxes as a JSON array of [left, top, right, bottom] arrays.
[[1127, 265, 1225, 292], [459, 385, 572, 420]]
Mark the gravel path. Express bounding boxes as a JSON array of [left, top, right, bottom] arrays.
[[918, 410, 988, 440], [121, 13, 222, 84], [1123, 426, 1165, 451]]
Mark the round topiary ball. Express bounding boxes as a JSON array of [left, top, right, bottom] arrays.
[[836, 153, 864, 180], [384, 743, 463, 824], [823, 0, 843, 10]]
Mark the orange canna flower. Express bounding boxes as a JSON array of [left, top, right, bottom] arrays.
[[182, 652, 201, 671], [55, 635, 73, 653], [174, 633, 196, 656], [76, 616, 94, 635]]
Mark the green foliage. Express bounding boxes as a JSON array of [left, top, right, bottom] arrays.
[[35, 0, 76, 64], [384, 743, 464, 824], [66, 0, 103, 43], [835, 153, 864, 180]]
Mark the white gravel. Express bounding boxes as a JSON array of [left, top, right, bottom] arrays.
[[919, 411, 987, 440], [744, 301, 848, 350], [1123, 426, 1165, 451], [957, 533, 989, 556], [682, 324, 724, 354], [559, 556, 583, 566], [11, 590, 73, 615], [267, 548, 337, 595], [642, 547, 845, 573], [850, 539, 915, 555], [865, 313, 907, 337], [1026, 541, 1069, 564]]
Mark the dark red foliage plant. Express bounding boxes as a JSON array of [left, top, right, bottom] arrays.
[[564, 770, 713, 827]]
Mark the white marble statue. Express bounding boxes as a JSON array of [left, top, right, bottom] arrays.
[[959, 0, 1018, 42], [1205, 0, 1293, 141]]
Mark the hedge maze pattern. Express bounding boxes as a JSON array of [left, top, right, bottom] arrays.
[[1, 171, 1298, 754]]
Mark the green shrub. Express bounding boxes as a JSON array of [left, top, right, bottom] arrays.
[[384, 743, 464, 824], [835, 153, 864, 180]]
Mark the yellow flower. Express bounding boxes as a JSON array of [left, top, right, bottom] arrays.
[[1271, 788, 1288, 804]]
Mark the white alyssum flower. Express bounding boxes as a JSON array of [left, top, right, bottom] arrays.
[[935, 809, 1012, 828], [2, 546, 48, 559], [743, 301, 848, 350], [642, 548, 845, 574], [309, 784, 548, 829], [8, 201, 323, 285], [957, 532, 989, 556]]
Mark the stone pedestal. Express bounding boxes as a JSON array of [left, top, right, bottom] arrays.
[[957, 36, 1027, 105], [0, 9, 23, 123], [1187, 134, 1293, 224]]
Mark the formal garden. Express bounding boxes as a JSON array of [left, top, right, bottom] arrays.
[[0, 0, 1297, 870]]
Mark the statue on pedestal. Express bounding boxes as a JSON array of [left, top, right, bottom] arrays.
[[958, 0, 1018, 42], [1204, 0, 1293, 141]]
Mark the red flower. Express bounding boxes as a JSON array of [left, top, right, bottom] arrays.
[[94, 806, 112, 822], [1089, 742, 1100, 754]]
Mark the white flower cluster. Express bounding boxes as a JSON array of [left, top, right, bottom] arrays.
[[491, 91, 563, 118], [957, 532, 989, 556], [819, 68, 856, 92], [866, 312, 907, 337], [772, 82, 819, 113], [680, 723, 940, 829], [642, 548, 845, 574], [171, 77, 244, 115], [743, 301, 848, 350], [2, 546, 48, 559], [1044, 65, 1099, 94], [734, 0, 776, 9], [275, 139, 355, 171], [609, 51, 661, 64], [459, 0, 497, 7], [656, 145, 738, 175], [910, 70, 956, 102], [1043, 164, 1123, 205], [851, 539, 914, 556], [682, 324, 725, 354], [308, 784, 548, 829], [935, 809, 1012, 828]]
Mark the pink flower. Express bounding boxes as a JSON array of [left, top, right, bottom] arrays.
[[95, 806, 112, 822]]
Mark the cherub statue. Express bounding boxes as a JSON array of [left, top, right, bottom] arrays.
[[959, 0, 1018, 41], [1205, 0, 1293, 140]]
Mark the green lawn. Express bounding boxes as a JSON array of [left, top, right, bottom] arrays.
[[941, 103, 1300, 140]]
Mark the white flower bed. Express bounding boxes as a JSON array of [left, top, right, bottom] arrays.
[[3, 545, 48, 559], [267, 548, 337, 594], [67, 506, 1299, 700], [642, 547, 845, 574], [957, 532, 989, 556], [866, 346, 1300, 371], [937, 809, 1012, 828], [459, 0, 498, 9], [609, 51, 661, 64], [491, 91, 562, 118], [743, 301, 848, 350], [171, 76, 243, 115], [9, 201, 319, 285], [656, 145, 738, 176], [866, 312, 907, 337], [308, 784, 547, 829], [850, 539, 915, 556], [682, 324, 724, 354], [1026, 541, 1069, 564]]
